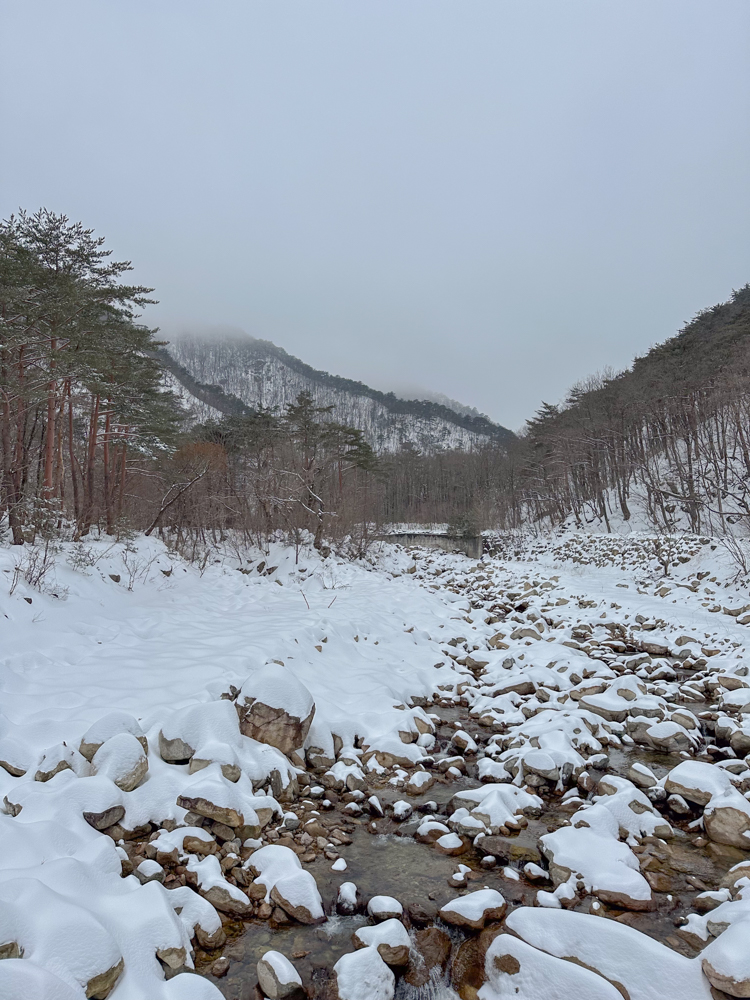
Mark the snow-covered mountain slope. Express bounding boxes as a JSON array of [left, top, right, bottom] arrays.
[[162, 332, 514, 453]]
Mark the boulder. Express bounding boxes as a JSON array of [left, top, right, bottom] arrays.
[[0, 738, 34, 777], [34, 743, 89, 782], [337, 882, 359, 915], [439, 888, 506, 930], [701, 922, 750, 998], [353, 918, 411, 966], [333, 946, 395, 1000], [665, 760, 732, 808], [79, 712, 148, 761], [236, 665, 315, 756], [704, 790, 750, 850], [270, 872, 326, 924], [257, 951, 304, 999], [92, 733, 148, 792], [367, 895, 403, 921]]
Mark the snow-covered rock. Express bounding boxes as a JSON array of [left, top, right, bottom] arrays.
[[247, 845, 324, 924], [333, 946, 395, 1000], [257, 950, 304, 999], [440, 888, 506, 929], [353, 918, 411, 966], [236, 665, 315, 757], [92, 733, 148, 792], [367, 895, 403, 921]]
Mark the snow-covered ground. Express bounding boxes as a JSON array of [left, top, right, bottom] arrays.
[[2, 531, 750, 998]]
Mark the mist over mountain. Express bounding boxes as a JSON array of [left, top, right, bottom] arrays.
[[162, 329, 514, 454]]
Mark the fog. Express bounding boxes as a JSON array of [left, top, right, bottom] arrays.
[[2, 0, 749, 429]]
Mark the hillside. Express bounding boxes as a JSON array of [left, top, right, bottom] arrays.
[[163, 331, 514, 454], [517, 284, 750, 534]]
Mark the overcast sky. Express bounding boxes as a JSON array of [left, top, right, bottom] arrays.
[[2, 1, 749, 429]]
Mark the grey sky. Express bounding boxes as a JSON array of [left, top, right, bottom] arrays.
[[2, 1, 749, 430]]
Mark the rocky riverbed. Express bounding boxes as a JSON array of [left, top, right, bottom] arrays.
[[2, 533, 750, 999]]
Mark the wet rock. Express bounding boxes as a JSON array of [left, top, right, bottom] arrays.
[[450, 929, 502, 1000], [406, 901, 437, 927], [412, 926, 451, 980], [337, 882, 359, 915], [212, 956, 229, 978], [196, 924, 227, 950]]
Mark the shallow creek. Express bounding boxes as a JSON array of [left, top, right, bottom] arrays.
[[189, 690, 745, 1000]]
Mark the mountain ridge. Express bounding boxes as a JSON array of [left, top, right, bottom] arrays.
[[163, 330, 514, 454]]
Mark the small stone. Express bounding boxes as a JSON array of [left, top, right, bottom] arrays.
[[212, 957, 230, 978]]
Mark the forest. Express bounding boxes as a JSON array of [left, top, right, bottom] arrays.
[[2, 209, 750, 555]]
